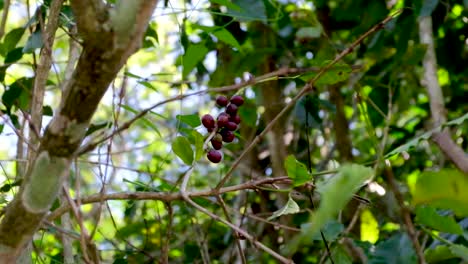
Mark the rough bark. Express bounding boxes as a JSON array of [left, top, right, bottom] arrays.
[[418, 16, 468, 173], [0, 1, 158, 262], [329, 84, 353, 161]]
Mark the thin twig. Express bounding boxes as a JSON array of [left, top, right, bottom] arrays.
[[215, 194, 247, 264], [29, 0, 64, 159]]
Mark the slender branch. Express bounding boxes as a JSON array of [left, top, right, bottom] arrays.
[[29, 0, 64, 161], [418, 16, 468, 173], [47, 176, 290, 220], [0, 0, 10, 39]]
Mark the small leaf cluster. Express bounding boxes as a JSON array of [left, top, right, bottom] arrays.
[[201, 95, 244, 163]]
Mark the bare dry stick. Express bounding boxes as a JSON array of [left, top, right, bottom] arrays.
[[179, 168, 293, 263], [215, 10, 402, 190]]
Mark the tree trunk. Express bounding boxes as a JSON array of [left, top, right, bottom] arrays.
[[0, 1, 158, 262]]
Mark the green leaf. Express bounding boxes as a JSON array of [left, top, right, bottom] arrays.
[[328, 245, 353, 264], [226, 0, 267, 22], [317, 63, 352, 85], [387, 113, 468, 157], [193, 131, 204, 161], [172, 136, 194, 165], [120, 104, 162, 138], [415, 206, 463, 234], [369, 233, 417, 264], [300, 62, 352, 85], [2, 77, 33, 113], [188, 130, 204, 161], [1, 27, 25, 55], [238, 99, 257, 127], [86, 121, 111, 136], [137, 80, 157, 92], [412, 169, 468, 216], [310, 220, 344, 241], [4, 47, 24, 64], [182, 42, 209, 78], [425, 245, 457, 263], [446, 112, 468, 126], [450, 244, 468, 261], [211, 28, 241, 50], [196, 25, 241, 49], [267, 195, 300, 221], [23, 28, 43, 53], [143, 22, 159, 48], [386, 130, 433, 157], [284, 155, 312, 187], [176, 114, 201, 128], [296, 27, 322, 39], [305, 164, 373, 238], [417, 0, 439, 17], [360, 209, 380, 243], [209, 0, 241, 11], [42, 105, 53, 116]]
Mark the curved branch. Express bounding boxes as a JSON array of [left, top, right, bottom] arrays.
[[418, 16, 468, 173]]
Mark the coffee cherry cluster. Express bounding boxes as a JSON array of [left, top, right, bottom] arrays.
[[202, 95, 244, 163]]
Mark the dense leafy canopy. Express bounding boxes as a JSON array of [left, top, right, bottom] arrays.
[[0, 0, 467, 263]]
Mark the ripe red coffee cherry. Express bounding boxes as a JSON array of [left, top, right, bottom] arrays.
[[217, 114, 229, 128], [230, 115, 241, 124], [201, 114, 215, 129], [207, 150, 222, 163], [216, 95, 229, 107], [221, 129, 235, 142], [230, 95, 244, 106], [226, 104, 238, 116], [226, 121, 238, 131]]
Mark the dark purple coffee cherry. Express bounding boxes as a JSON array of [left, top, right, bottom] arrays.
[[230, 95, 244, 106], [226, 104, 238, 116], [226, 121, 238, 131], [217, 114, 229, 128], [211, 138, 223, 150], [201, 114, 215, 129], [216, 95, 229, 107], [207, 150, 222, 163], [211, 133, 223, 150], [230, 115, 241, 124], [221, 129, 235, 143]]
